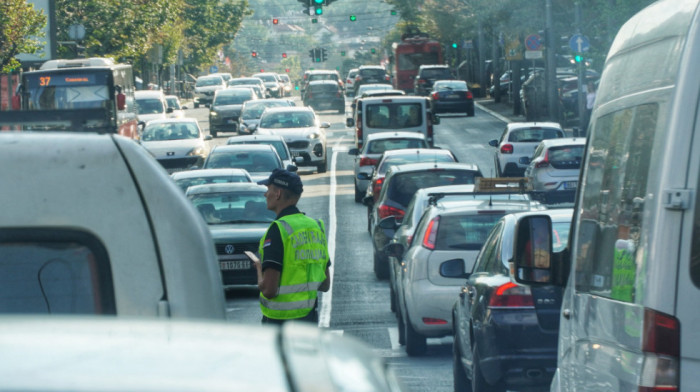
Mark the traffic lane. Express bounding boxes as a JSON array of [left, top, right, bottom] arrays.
[[433, 105, 507, 177]]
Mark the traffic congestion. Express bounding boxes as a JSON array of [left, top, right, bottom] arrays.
[[1, 0, 698, 391]]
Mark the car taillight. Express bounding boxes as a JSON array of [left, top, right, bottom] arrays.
[[378, 204, 405, 220], [488, 282, 534, 308], [466, 91, 473, 99], [356, 112, 363, 147], [385, 75, 391, 81], [431, 92, 439, 101], [535, 150, 549, 168], [359, 156, 378, 166], [638, 309, 680, 392], [501, 144, 514, 154], [422, 216, 440, 250], [372, 177, 384, 196], [422, 317, 447, 325]]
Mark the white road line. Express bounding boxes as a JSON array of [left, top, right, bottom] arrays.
[[387, 327, 402, 351], [318, 137, 344, 328], [475, 101, 511, 123]]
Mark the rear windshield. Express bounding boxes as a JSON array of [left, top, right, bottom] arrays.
[[365, 102, 423, 129], [547, 145, 584, 169], [204, 151, 280, 172], [421, 68, 451, 79], [378, 153, 455, 174], [309, 73, 338, 82], [175, 175, 250, 192], [508, 128, 562, 142], [309, 84, 339, 93], [388, 169, 480, 207], [229, 140, 289, 160], [436, 214, 504, 251], [366, 138, 427, 154], [360, 69, 386, 78]]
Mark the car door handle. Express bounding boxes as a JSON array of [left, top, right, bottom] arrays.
[[562, 308, 571, 319]]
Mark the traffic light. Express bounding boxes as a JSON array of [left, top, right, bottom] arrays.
[[272, 18, 279, 24], [391, 9, 397, 15], [340, 50, 346, 56], [315, 5, 323, 15], [451, 43, 458, 49], [285, 68, 290, 73], [251, 51, 257, 57], [282, 52, 287, 58], [313, 0, 323, 15], [309, 48, 315, 60], [321, 48, 328, 62], [312, 18, 317, 23], [370, 48, 376, 54], [574, 54, 583, 63], [349, 15, 356, 21]]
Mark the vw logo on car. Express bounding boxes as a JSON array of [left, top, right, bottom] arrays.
[[224, 244, 235, 255]]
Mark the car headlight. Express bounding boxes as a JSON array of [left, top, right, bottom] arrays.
[[187, 147, 204, 157], [309, 132, 320, 139], [210, 111, 218, 117]]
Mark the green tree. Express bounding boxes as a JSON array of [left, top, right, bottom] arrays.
[[0, 0, 46, 73]]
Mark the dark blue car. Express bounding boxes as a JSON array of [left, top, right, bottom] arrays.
[[428, 80, 475, 117], [448, 208, 572, 392]]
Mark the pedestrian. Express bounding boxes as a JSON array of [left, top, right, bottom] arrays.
[[245, 168, 331, 325], [584, 82, 597, 132]]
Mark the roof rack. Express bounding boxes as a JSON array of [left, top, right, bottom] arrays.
[[427, 178, 534, 207]]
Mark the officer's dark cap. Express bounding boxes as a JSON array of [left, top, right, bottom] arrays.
[[258, 168, 304, 194]]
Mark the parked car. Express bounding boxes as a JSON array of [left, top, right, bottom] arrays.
[[227, 134, 301, 170], [489, 122, 565, 177], [345, 68, 359, 96], [202, 144, 283, 183], [450, 208, 573, 391], [194, 75, 226, 108], [238, 98, 296, 134], [254, 106, 329, 173], [0, 132, 226, 319], [135, 90, 169, 123], [348, 131, 429, 202], [369, 162, 483, 279], [388, 194, 549, 356], [253, 72, 283, 98], [164, 94, 186, 118], [353, 65, 391, 94], [428, 80, 474, 116], [170, 168, 253, 192], [414, 65, 453, 96], [186, 182, 275, 286], [139, 118, 212, 173], [303, 80, 345, 114], [521, 137, 585, 205], [209, 87, 257, 137]]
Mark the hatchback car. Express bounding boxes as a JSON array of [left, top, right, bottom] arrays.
[[389, 196, 545, 356], [226, 134, 301, 170], [194, 75, 227, 108], [489, 122, 565, 177], [209, 87, 257, 137], [135, 90, 169, 123], [414, 65, 453, 96], [354, 65, 391, 94], [164, 94, 186, 118], [170, 168, 252, 192], [139, 118, 212, 173], [303, 80, 345, 114], [348, 132, 429, 202], [345, 68, 359, 96], [429, 80, 474, 116], [254, 107, 330, 173], [302, 70, 344, 95], [202, 144, 283, 183], [522, 137, 585, 204], [369, 162, 483, 279], [186, 182, 276, 286], [450, 208, 573, 391]]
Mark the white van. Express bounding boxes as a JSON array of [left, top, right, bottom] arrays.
[[346, 95, 438, 148], [510, 1, 700, 391]]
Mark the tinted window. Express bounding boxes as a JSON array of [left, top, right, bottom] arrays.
[[421, 68, 451, 79], [366, 103, 422, 129], [436, 213, 505, 251], [508, 128, 562, 142], [387, 169, 480, 207], [398, 53, 440, 71], [230, 140, 289, 160], [547, 145, 584, 169], [205, 151, 281, 172], [136, 98, 165, 114], [142, 122, 200, 141], [472, 221, 504, 274], [260, 111, 315, 128], [360, 69, 386, 78], [574, 104, 657, 303], [310, 84, 339, 93], [366, 138, 427, 154], [378, 153, 455, 174], [0, 229, 115, 315], [214, 91, 253, 105]]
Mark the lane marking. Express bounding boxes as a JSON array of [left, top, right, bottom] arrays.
[[388, 327, 402, 351], [319, 137, 344, 328]]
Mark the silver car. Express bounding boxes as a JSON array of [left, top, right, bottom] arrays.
[[226, 134, 301, 170], [202, 144, 283, 183], [389, 196, 544, 356], [255, 106, 329, 173], [522, 137, 585, 199], [194, 75, 226, 108], [489, 122, 565, 177], [140, 118, 212, 173]]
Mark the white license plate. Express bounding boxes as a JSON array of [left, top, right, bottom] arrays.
[[563, 181, 578, 190], [220, 260, 251, 271], [447, 94, 460, 99], [291, 151, 303, 157]]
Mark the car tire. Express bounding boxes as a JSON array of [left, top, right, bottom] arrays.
[[373, 250, 389, 280], [317, 159, 327, 174], [453, 337, 472, 392], [404, 311, 427, 356], [472, 346, 504, 392]]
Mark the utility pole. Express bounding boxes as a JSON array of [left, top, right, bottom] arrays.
[[575, 3, 586, 135], [545, 0, 558, 122]]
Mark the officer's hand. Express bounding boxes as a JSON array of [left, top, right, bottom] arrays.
[[245, 251, 261, 269]]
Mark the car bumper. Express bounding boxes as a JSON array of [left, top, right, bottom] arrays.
[[287, 139, 325, 165], [210, 115, 240, 132], [404, 279, 459, 337], [306, 98, 345, 111], [433, 100, 474, 113], [194, 94, 215, 104], [215, 242, 258, 285]]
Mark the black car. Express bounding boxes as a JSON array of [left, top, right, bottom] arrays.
[[367, 162, 482, 279], [428, 80, 475, 116], [353, 65, 391, 95], [450, 208, 572, 392], [414, 65, 453, 96], [209, 87, 257, 137], [303, 80, 345, 114]]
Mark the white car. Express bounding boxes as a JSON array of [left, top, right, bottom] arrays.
[[202, 144, 284, 183], [135, 90, 168, 123], [194, 75, 226, 108], [522, 137, 585, 204], [488, 121, 565, 177], [164, 94, 186, 118], [140, 118, 212, 173], [238, 99, 296, 134], [255, 106, 329, 173]]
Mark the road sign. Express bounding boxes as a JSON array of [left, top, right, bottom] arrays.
[[209, 65, 218, 73], [525, 34, 543, 51], [525, 50, 543, 60], [569, 34, 590, 52], [505, 40, 522, 60]]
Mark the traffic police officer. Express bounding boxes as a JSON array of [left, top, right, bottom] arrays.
[[245, 168, 331, 324]]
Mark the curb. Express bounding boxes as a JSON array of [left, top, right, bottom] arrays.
[[475, 101, 513, 123]]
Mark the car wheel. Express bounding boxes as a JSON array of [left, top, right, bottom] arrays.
[[404, 310, 427, 356], [373, 250, 389, 280], [472, 346, 504, 392], [453, 337, 472, 392], [317, 159, 327, 174]]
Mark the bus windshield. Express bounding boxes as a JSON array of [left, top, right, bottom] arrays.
[[23, 71, 111, 110], [397, 52, 441, 71]]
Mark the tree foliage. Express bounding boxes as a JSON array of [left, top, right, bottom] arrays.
[[0, 0, 46, 73]]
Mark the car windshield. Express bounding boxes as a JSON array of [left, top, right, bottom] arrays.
[[174, 175, 251, 192], [255, 74, 276, 82], [136, 99, 164, 114], [241, 102, 289, 119], [378, 153, 455, 174], [141, 122, 200, 141], [204, 151, 280, 172], [214, 92, 252, 105], [260, 111, 315, 128], [189, 192, 276, 224], [422, 68, 451, 78], [196, 77, 222, 87], [366, 138, 427, 154], [435, 214, 505, 251], [508, 128, 563, 142], [435, 81, 467, 90], [229, 141, 289, 160]]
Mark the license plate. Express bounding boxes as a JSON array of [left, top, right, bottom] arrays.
[[447, 93, 460, 99], [563, 181, 578, 190], [291, 151, 303, 157], [220, 260, 251, 271]]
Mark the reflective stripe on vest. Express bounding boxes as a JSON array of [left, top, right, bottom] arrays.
[[258, 214, 328, 320]]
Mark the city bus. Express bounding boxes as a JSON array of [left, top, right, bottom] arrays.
[[9, 57, 139, 138], [392, 34, 444, 93]]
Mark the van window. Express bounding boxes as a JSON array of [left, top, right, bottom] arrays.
[[0, 229, 115, 314], [574, 103, 658, 303], [366, 102, 422, 129]]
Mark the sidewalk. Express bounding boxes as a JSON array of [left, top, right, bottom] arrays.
[[475, 97, 578, 137]]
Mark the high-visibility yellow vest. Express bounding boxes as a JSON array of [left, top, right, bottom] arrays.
[[258, 214, 328, 319]]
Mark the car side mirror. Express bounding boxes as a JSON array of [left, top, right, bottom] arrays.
[[519, 157, 531, 165], [166, 107, 174, 114], [204, 135, 213, 141], [439, 258, 470, 279], [346, 118, 355, 127], [384, 242, 405, 259], [511, 215, 556, 285], [488, 139, 499, 147], [320, 122, 331, 128], [182, 105, 189, 110], [348, 148, 359, 156], [248, 124, 258, 132], [378, 216, 400, 230], [357, 172, 371, 180]]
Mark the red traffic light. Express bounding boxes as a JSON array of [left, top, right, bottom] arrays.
[[272, 18, 279, 24], [285, 68, 290, 72], [282, 53, 287, 58], [251, 51, 257, 57]]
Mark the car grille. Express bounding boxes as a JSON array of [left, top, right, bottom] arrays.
[[287, 140, 309, 149], [215, 242, 259, 256], [157, 157, 199, 170]]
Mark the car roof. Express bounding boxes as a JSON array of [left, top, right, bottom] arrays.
[[227, 134, 286, 142], [418, 64, 449, 69], [170, 168, 251, 180], [308, 80, 340, 85], [359, 65, 385, 70], [387, 161, 480, 174], [429, 198, 538, 215], [506, 121, 563, 131], [307, 69, 339, 74], [359, 95, 428, 103], [143, 117, 199, 125], [186, 182, 268, 196], [380, 148, 452, 159], [262, 106, 315, 115], [365, 131, 427, 142], [538, 137, 586, 147], [363, 90, 405, 97], [211, 144, 277, 154]]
